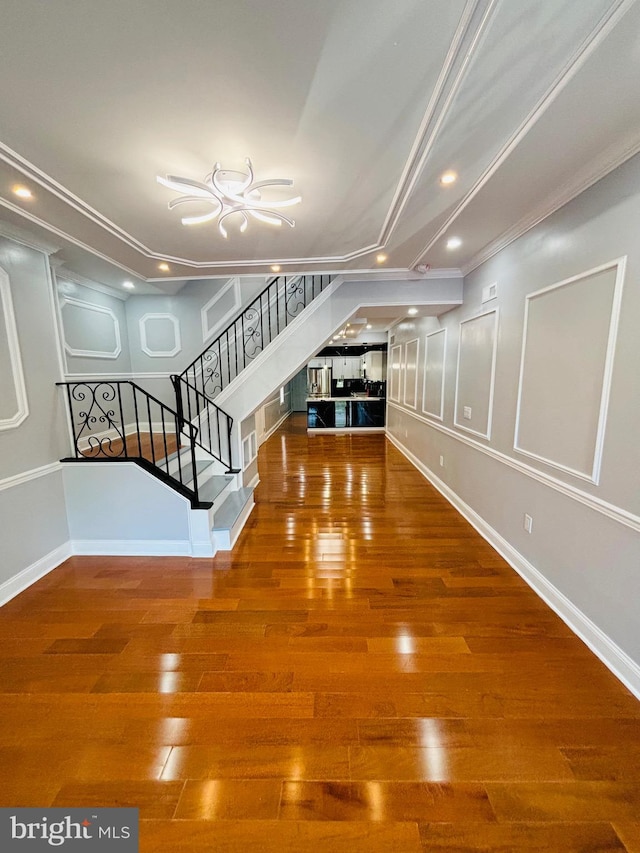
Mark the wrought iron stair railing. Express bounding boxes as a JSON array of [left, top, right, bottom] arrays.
[[171, 374, 237, 472], [179, 273, 333, 402], [57, 380, 215, 509]]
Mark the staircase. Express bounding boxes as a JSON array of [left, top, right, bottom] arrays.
[[57, 273, 335, 556]]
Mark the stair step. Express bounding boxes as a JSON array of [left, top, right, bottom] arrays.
[[175, 458, 214, 485], [198, 474, 234, 504], [212, 487, 253, 531]]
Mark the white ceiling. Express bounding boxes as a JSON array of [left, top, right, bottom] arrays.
[[1, 0, 639, 295]]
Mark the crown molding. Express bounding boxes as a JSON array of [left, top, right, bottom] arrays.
[[55, 267, 130, 301], [0, 215, 61, 256], [410, 0, 637, 269], [461, 138, 640, 275]]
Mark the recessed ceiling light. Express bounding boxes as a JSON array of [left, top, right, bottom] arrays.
[[123, 281, 135, 290], [271, 264, 281, 273], [366, 324, 372, 330], [446, 237, 462, 250], [13, 185, 32, 199], [440, 171, 457, 186], [408, 307, 418, 316], [158, 262, 170, 272], [376, 253, 388, 264]]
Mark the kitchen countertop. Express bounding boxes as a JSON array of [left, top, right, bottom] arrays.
[[306, 396, 384, 402]]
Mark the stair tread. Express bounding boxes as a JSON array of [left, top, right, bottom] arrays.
[[172, 458, 213, 484], [198, 474, 234, 503], [212, 487, 253, 530]]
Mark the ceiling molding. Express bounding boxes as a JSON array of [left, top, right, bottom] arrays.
[[410, 0, 637, 269], [461, 136, 640, 275], [55, 267, 130, 301], [379, 0, 499, 245], [0, 213, 61, 256]]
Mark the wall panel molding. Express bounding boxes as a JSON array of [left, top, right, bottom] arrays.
[[139, 312, 181, 358], [0, 461, 62, 493], [453, 308, 498, 439], [422, 327, 447, 421], [514, 257, 625, 484], [386, 429, 640, 701], [403, 338, 419, 410], [388, 401, 640, 534], [0, 266, 29, 430], [59, 295, 121, 359], [201, 277, 241, 342], [389, 343, 403, 403]]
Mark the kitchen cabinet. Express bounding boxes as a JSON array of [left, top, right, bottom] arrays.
[[362, 351, 386, 381], [333, 355, 361, 379]]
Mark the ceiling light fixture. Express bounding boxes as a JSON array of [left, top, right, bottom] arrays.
[[446, 237, 462, 249], [157, 158, 301, 238], [271, 264, 281, 273], [122, 281, 135, 290], [376, 253, 388, 264], [366, 324, 372, 330], [408, 308, 418, 315], [440, 171, 457, 186], [158, 262, 170, 272], [13, 185, 32, 199]]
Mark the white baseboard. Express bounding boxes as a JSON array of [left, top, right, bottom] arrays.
[[387, 431, 640, 701], [71, 539, 193, 557], [214, 498, 255, 551], [0, 542, 72, 606]]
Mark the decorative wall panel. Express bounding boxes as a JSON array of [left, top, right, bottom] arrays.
[[389, 344, 403, 403], [514, 259, 625, 483], [201, 278, 241, 342], [403, 338, 419, 409], [422, 328, 446, 420], [139, 313, 181, 358], [0, 267, 29, 430], [60, 296, 121, 359], [453, 309, 498, 439]]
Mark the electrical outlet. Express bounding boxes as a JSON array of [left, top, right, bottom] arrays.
[[439, 455, 444, 467], [523, 513, 533, 534], [463, 406, 472, 420]]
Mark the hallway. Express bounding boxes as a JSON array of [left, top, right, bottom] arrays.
[[1, 413, 639, 851]]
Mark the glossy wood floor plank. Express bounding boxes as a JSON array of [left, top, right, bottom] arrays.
[[1, 413, 639, 851]]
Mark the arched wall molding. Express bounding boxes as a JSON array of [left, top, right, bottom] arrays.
[[139, 312, 181, 358], [0, 266, 29, 430]]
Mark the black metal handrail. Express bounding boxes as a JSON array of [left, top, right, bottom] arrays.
[[179, 273, 333, 401], [171, 374, 237, 472], [56, 380, 212, 509]]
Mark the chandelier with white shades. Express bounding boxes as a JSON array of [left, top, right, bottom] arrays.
[[157, 158, 301, 238]]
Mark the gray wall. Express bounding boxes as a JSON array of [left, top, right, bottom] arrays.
[[386, 152, 640, 683], [0, 237, 70, 592]]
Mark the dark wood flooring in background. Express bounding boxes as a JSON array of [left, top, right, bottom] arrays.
[[1, 413, 639, 852]]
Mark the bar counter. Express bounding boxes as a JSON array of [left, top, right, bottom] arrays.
[[306, 396, 385, 431]]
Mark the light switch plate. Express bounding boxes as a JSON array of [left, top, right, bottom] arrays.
[[463, 406, 472, 420]]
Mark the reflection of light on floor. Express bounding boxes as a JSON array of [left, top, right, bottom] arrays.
[[158, 672, 181, 693], [200, 779, 221, 818], [367, 781, 385, 820], [396, 631, 415, 655], [159, 653, 181, 671], [419, 719, 449, 781], [362, 517, 373, 540], [157, 717, 189, 743]]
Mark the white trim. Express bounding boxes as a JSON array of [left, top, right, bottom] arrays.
[[388, 343, 403, 403], [262, 409, 291, 442], [403, 338, 420, 410], [387, 400, 640, 534], [386, 431, 640, 701], [59, 295, 122, 359], [409, 0, 638, 269], [201, 277, 242, 342], [242, 430, 258, 470], [0, 461, 62, 493], [56, 268, 129, 301], [70, 539, 193, 557], [453, 308, 498, 440], [462, 137, 640, 276], [139, 312, 182, 358], [245, 472, 260, 490], [0, 219, 61, 255], [422, 327, 447, 421], [0, 266, 29, 429], [513, 258, 625, 485], [0, 542, 72, 607]]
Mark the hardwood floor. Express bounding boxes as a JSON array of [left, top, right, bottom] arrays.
[[1, 412, 639, 851]]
